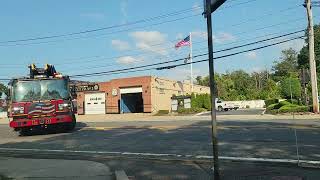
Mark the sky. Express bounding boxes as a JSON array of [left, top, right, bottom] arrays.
[[0, 0, 319, 83]]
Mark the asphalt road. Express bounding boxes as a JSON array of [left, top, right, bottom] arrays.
[[0, 118, 319, 160], [0, 113, 319, 179]]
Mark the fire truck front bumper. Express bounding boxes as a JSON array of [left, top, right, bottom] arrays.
[[9, 115, 73, 128]]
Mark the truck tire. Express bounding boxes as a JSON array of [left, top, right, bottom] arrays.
[[218, 106, 223, 111], [65, 114, 76, 131], [19, 128, 31, 136]]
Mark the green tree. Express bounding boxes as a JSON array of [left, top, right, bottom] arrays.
[[280, 77, 301, 99], [272, 48, 299, 80], [0, 83, 8, 97], [195, 76, 209, 86], [298, 24, 320, 69], [229, 70, 256, 100], [260, 79, 280, 99]]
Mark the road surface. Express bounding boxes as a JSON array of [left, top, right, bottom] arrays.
[[0, 110, 319, 179]]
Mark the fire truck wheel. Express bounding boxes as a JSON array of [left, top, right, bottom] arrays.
[[65, 115, 76, 131], [19, 128, 31, 136]]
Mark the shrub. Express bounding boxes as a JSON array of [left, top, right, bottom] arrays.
[[278, 105, 309, 113], [266, 103, 277, 111], [274, 100, 291, 109], [265, 99, 279, 107], [191, 93, 211, 110], [286, 99, 299, 105], [203, 94, 211, 110], [177, 107, 206, 114]]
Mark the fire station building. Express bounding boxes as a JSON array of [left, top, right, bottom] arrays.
[[74, 76, 210, 114]]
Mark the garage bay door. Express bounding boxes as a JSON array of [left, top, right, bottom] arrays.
[[120, 87, 143, 113], [84, 93, 106, 114]]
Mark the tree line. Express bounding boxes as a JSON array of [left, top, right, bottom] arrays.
[[195, 24, 320, 104]]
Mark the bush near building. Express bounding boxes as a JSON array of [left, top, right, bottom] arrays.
[[191, 93, 211, 110], [266, 100, 311, 114], [173, 94, 211, 115], [177, 107, 206, 114], [265, 99, 279, 107]]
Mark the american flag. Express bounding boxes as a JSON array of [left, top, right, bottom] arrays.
[[175, 35, 191, 49], [28, 102, 55, 115]]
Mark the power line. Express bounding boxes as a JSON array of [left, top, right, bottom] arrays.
[[70, 34, 304, 78], [56, 27, 305, 74], [0, 13, 201, 47], [0, 7, 199, 44], [0, 0, 261, 46], [72, 36, 304, 79], [62, 29, 304, 73], [0, 29, 305, 78], [157, 36, 305, 70], [0, 35, 305, 81], [5, 16, 307, 70], [0, 4, 305, 71]]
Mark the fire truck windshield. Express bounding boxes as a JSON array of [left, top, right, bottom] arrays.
[[12, 79, 69, 102]]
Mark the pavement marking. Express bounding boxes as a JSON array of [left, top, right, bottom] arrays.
[[0, 147, 319, 168], [115, 170, 129, 180], [78, 124, 318, 131]]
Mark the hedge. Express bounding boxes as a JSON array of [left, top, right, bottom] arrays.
[[265, 99, 279, 107], [177, 107, 207, 114], [266, 103, 277, 111], [274, 100, 291, 109], [266, 101, 311, 114], [278, 105, 310, 113], [191, 93, 211, 110]]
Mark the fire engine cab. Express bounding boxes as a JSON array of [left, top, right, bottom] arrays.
[[7, 64, 76, 136]]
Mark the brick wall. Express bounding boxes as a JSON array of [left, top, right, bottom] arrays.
[[99, 76, 152, 113]]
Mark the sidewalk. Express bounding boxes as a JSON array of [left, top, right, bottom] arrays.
[[0, 157, 112, 180]]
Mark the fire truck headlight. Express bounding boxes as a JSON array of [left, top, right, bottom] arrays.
[[58, 103, 70, 110], [13, 106, 24, 114]]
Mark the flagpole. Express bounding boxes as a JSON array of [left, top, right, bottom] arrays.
[[190, 32, 193, 93]]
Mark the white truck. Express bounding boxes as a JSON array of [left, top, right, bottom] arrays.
[[215, 99, 239, 111]]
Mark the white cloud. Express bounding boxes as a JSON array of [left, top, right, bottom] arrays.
[[278, 38, 305, 51], [192, 2, 202, 14], [191, 31, 236, 44], [116, 56, 143, 65], [192, 31, 207, 39], [80, 13, 105, 20], [166, 67, 207, 81], [245, 51, 257, 59], [130, 31, 169, 55], [176, 33, 184, 40], [252, 67, 263, 73], [111, 40, 130, 51], [120, 0, 128, 23], [215, 32, 236, 43]]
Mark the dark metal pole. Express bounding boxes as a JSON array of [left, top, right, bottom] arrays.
[[206, 0, 221, 179]]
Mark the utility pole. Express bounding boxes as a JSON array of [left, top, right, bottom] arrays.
[[206, 9, 220, 179], [305, 0, 319, 113], [204, 0, 226, 179]]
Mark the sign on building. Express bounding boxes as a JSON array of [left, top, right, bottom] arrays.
[[72, 84, 100, 92]]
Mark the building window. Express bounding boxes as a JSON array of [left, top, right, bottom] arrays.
[[159, 88, 165, 94]]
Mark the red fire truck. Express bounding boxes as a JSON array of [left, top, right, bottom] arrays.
[[7, 64, 76, 135]]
